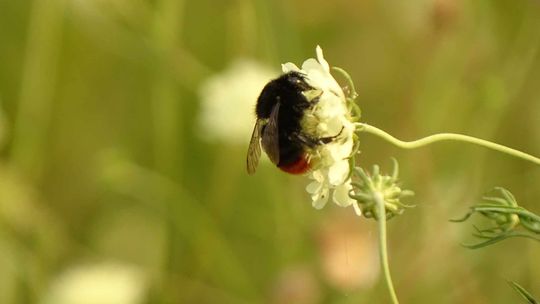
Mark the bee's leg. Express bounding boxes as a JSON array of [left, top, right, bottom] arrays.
[[294, 126, 345, 148], [319, 126, 345, 144], [292, 132, 320, 148]]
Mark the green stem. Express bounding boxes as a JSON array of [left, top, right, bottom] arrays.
[[357, 123, 540, 166], [11, 0, 65, 179], [152, 0, 185, 176], [151, 1, 184, 302], [374, 192, 400, 304]]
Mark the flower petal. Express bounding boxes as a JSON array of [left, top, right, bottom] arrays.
[[312, 187, 330, 209], [332, 182, 355, 207], [315, 45, 330, 72], [281, 62, 300, 73], [310, 170, 326, 183], [352, 201, 362, 216], [327, 160, 350, 185], [306, 180, 322, 194]]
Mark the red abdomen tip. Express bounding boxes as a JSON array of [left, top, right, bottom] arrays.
[[278, 156, 310, 175]]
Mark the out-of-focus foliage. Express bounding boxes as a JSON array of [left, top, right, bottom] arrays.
[[0, 0, 539, 303]]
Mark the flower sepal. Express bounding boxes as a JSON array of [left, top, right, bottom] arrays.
[[349, 159, 415, 220]]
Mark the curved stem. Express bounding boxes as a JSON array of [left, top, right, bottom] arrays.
[[357, 123, 540, 166], [374, 192, 400, 304]]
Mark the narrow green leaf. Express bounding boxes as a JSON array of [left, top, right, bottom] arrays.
[[509, 281, 538, 304]]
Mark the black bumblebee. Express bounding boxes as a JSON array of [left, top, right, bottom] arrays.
[[246, 71, 339, 175]]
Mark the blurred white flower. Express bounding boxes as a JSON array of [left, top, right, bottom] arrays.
[[42, 262, 146, 304], [283, 46, 358, 214], [317, 211, 379, 291], [198, 59, 277, 145]]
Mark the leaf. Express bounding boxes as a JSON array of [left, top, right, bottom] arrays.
[[461, 232, 540, 249], [509, 281, 538, 304]]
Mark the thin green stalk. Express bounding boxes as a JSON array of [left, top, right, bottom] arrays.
[[357, 123, 540, 166], [11, 0, 65, 178], [151, 1, 184, 302], [374, 192, 400, 304], [152, 0, 185, 176]]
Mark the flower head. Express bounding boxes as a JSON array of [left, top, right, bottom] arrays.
[[283, 46, 359, 214], [349, 159, 415, 220]]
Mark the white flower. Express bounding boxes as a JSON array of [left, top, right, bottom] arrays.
[[284, 46, 360, 215], [198, 59, 278, 145], [42, 262, 147, 304]]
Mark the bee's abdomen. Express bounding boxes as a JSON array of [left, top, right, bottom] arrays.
[[278, 153, 310, 175]]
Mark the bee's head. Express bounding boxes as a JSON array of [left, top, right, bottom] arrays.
[[283, 71, 312, 92], [256, 71, 314, 119]]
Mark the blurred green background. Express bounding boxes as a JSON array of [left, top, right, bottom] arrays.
[[1, 0, 540, 303]]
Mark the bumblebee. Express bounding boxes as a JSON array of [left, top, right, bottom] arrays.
[[246, 71, 340, 174]]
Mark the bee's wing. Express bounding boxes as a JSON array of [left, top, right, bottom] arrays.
[[246, 119, 263, 175], [261, 102, 280, 165]]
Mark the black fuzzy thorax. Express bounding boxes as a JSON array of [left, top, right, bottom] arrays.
[[255, 72, 314, 166]]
